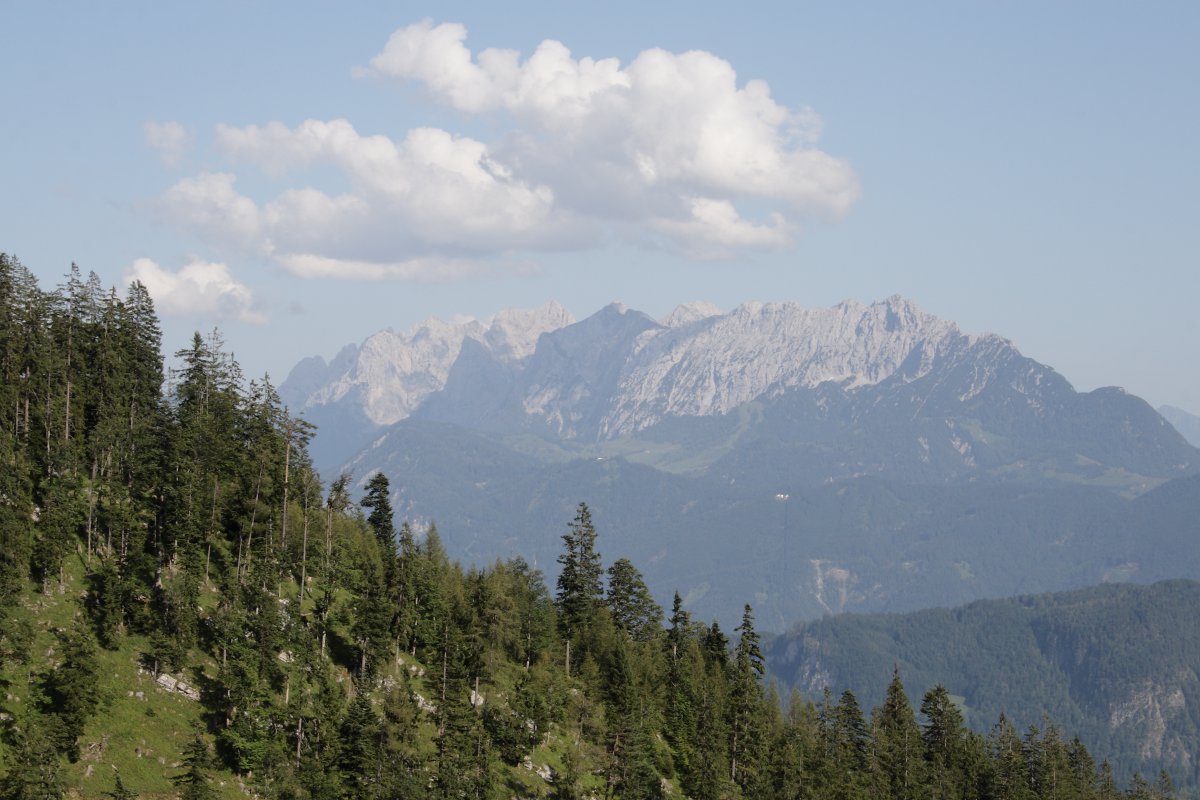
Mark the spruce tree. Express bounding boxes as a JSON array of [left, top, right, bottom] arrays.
[[339, 691, 383, 795], [729, 604, 765, 793], [872, 668, 923, 800], [988, 715, 1033, 800], [921, 683, 975, 800], [360, 471, 396, 555], [555, 502, 603, 649], [606, 557, 663, 642], [822, 688, 872, 800], [0, 713, 66, 800], [174, 729, 218, 800], [39, 621, 102, 759]]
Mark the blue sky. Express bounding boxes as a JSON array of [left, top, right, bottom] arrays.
[[2, 2, 1197, 413]]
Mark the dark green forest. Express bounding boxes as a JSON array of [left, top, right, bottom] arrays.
[[0, 253, 1181, 799], [765, 580, 1200, 793]]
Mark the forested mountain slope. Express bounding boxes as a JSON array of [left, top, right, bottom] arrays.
[[765, 580, 1200, 792], [1, 252, 1186, 798], [346, 418, 1200, 628], [283, 297, 1200, 628]]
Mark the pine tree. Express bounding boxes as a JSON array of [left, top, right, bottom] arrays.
[[1097, 760, 1119, 800], [0, 712, 66, 800], [988, 715, 1033, 800], [0, 257, 38, 621], [663, 597, 700, 780], [822, 688, 872, 800], [360, 471, 396, 555], [555, 502, 603, 652], [39, 621, 102, 759], [1153, 769, 1175, 799], [317, 474, 351, 657], [872, 668, 923, 800], [688, 667, 731, 800], [764, 689, 820, 800], [600, 638, 663, 800], [701, 620, 728, 672], [339, 691, 383, 796], [551, 741, 583, 800], [729, 604, 765, 792], [606, 557, 663, 642], [920, 683, 975, 800], [174, 729, 218, 800]]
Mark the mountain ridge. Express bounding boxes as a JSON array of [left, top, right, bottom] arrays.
[[1160, 404, 1200, 447], [280, 296, 1199, 628], [282, 295, 1196, 489], [763, 579, 1200, 789]]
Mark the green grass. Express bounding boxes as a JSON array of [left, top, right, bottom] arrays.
[[3, 553, 680, 799], [0, 553, 244, 799]]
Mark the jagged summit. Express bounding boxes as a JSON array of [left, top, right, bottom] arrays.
[[281, 295, 1000, 442], [662, 301, 723, 327], [280, 301, 573, 427], [483, 301, 575, 362], [284, 295, 1196, 485]]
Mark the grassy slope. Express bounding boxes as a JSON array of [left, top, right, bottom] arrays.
[[0, 554, 246, 799], [0, 552, 685, 800]]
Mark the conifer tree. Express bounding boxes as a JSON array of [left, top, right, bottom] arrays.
[[663, 599, 700, 778], [351, 539, 393, 677], [606, 557, 663, 642], [822, 688, 872, 800], [339, 692, 383, 796], [600, 638, 663, 800], [360, 471, 396, 555], [1097, 760, 1119, 800], [872, 668, 923, 800], [555, 502, 603, 650], [689, 667, 731, 800], [729, 604, 765, 792], [701, 620, 728, 673], [0, 712, 66, 800], [988, 715, 1033, 800], [39, 621, 102, 759], [921, 683, 975, 800], [174, 729, 218, 800], [764, 689, 821, 800]]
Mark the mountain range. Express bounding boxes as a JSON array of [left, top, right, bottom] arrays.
[[281, 297, 1200, 628], [1160, 405, 1200, 448]]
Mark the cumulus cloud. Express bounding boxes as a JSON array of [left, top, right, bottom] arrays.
[[158, 21, 858, 279], [158, 173, 265, 253], [144, 121, 190, 166], [126, 257, 265, 324]]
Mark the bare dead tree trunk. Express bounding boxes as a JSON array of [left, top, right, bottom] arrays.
[[299, 480, 310, 604]]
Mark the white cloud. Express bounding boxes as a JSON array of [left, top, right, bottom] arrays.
[[126, 257, 265, 324], [144, 121, 190, 166], [158, 21, 858, 280], [158, 172, 264, 254], [653, 198, 792, 259], [366, 22, 857, 213], [273, 252, 493, 282]]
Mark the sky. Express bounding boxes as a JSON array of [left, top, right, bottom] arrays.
[[2, 2, 1198, 413]]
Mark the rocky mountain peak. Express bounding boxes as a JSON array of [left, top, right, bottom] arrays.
[[279, 302, 575, 427], [662, 301, 723, 327], [284, 295, 1004, 441], [484, 301, 575, 362]]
